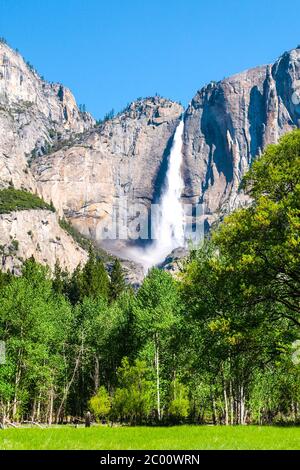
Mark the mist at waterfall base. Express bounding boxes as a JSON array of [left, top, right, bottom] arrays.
[[126, 120, 186, 272]]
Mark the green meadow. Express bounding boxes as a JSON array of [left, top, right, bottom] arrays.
[[0, 425, 300, 450]]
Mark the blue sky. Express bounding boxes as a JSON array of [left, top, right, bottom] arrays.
[[0, 0, 299, 119]]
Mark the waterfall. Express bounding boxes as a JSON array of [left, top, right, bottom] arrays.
[[150, 119, 185, 263], [127, 119, 186, 271]]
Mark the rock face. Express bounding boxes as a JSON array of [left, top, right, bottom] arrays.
[[0, 42, 95, 273], [32, 97, 183, 253], [0, 209, 88, 273], [106, 258, 145, 290], [32, 45, 300, 258], [1, 40, 300, 275], [182, 47, 300, 227], [0, 42, 95, 192], [158, 247, 189, 276]]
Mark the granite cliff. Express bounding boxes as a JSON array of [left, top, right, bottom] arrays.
[[1, 40, 300, 275], [182, 47, 300, 227], [0, 42, 94, 271], [32, 97, 183, 255], [0, 42, 94, 191], [0, 209, 87, 273]]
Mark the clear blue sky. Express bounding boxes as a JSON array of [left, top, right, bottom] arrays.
[[0, 0, 299, 119]]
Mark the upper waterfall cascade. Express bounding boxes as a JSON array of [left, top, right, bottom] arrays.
[[127, 119, 186, 271], [150, 119, 185, 262]]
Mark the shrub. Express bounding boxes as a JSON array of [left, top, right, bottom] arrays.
[[58, 217, 112, 261], [168, 380, 190, 423], [0, 188, 55, 214], [89, 386, 111, 422]]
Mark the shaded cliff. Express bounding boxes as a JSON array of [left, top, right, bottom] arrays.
[[182, 47, 300, 227]]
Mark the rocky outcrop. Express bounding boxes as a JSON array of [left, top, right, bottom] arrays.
[[106, 257, 145, 290], [0, 42, 95, 191], [0, 209, 88, 273], [182, 47, 300, 227], [159, 247, 189, 276], [32, 97, 183, 253]]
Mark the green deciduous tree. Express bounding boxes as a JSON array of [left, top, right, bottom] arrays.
[[111, 358, 154, 425], [89, 386, 111, 422], [0, 258, 74, 424], [135, 268, 181, 421], [214, 130, 300, 324], [168, 379, 189, 423]]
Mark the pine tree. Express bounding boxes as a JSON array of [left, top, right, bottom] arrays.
[[0, 269, 12, 291], [109, 259, 126, 301], [52, 260, 68, 295], [66, 264, 83, 305], [80, 247, 109, 301]]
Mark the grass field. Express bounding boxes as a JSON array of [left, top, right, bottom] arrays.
[[0, 425, 300, 450]]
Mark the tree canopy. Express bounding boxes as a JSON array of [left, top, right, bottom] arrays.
[[0, 130, 300, 426]]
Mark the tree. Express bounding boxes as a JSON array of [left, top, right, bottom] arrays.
[[214, 130, 300, 325], [168, 379, 189, 423], [0, 261, 73, 423], [109, 289, 138, 364], [103, 109, 115, 122], [66, 248, 109, 304], [0, 269, 12, 291], [111, 358, 154, 425], [89, 386, 111, 422], [66, 264, 82, 304], [181, 239, 297, 425], [61, 295, 111, 419], [135, 269, 181, 421], [80, 247, 109, 301], [109, 259, 126, 301], [52, 260, 68, 295]]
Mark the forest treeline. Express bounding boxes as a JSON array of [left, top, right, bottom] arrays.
[[0, 130, 300, 426]]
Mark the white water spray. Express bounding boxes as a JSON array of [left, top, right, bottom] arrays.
[[150, 119, 185, 261], [127, 119, 186, 271]]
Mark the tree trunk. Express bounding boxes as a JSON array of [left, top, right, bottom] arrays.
[[56, 345, 82, 423], [12, 365, 22, 420], [48, 388, 54, 425], [229, 380, 234, 425], [94, 356, 100, 393], [31, 398, 36, 422], [223, 381, 229, 425], [240, 384, 245, 425], [154, 334, 161, 421], [211, 390, 217, 425], [0, 400, 6, 427], [36, 393, 41, 423]]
